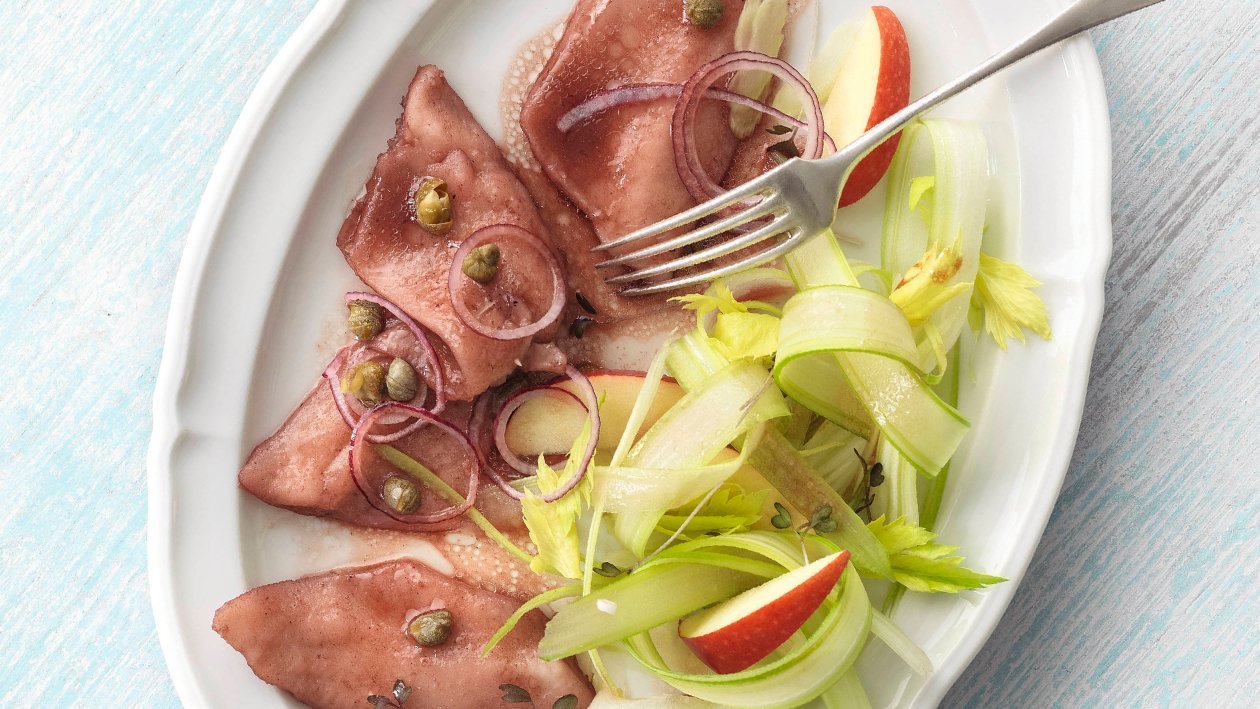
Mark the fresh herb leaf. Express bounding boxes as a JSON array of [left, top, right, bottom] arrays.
[[799, 503, 838, 535], [812, 516, 838, 534], [575, 291, 597, 315], [521, 419, 594, 579], [969, 252, 1052, 350], [889, 244, 971, 327], [552, 695, 579, 709], [766, 124, 793, 135], [852, 494, 875, 516], [868, 515, 936, 554], [657, 484, 769, 540], [770, 501, 793, 529], [868, 461, 885, 488], [891, 553, 1006, 593], [499, 683, 533, 704], [672, 282, 748, 317], [868, 516, 1005, 593], [592, 561, 624, 578], [809, 504, 833, 529], [711, 311, 780, 361]]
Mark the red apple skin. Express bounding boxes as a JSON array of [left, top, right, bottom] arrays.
[[680, 551, 851, 674], [838, 6, 911, 208]]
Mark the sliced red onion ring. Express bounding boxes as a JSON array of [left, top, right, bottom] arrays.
[[334, 340, 430, 422], [479, 367, 600, 503], [558, 82, 815, 137], [323, 292, 446, 442], [448, 224, 566, 341], [493, 386, 586, 476], [344, 291, 447, 414], [673, 51, 825, 202], [323, 347, 358, 429], [467, 391, 495, 452], [348, 402, 479, 526]]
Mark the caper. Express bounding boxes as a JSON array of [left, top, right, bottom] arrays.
[[347, 299, 385, 341], [340, 361, 387, 406], [408, 608, 453, 647], [685, 0, 724, 28], [382, 475, 421, 515], [461, 243, 501, 284], [385, 357, 418, 402], [413, 177, 453, 235]]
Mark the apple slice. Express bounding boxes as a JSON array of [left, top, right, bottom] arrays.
[[504, 371, 685, 455], [823, 5, 911, 207], [678, 550, 851, 674]]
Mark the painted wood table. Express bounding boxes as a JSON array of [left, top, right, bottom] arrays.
[[1, 1, 1255, 706]]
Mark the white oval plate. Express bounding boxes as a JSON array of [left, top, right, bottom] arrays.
[[148, 0, 1110, 706]]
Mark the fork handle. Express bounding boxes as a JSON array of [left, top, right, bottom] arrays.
[[834, 0, 1167, 164]]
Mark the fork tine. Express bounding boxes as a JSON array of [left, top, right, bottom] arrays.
[[618, 227, 810, 296], [604, 213, 796, 285], [591, 170, 781, 253], [596, 195, 781, 270]]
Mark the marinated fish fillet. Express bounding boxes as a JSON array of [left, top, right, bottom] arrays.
[[339, 66, 564, 401], [213, 559, 593, 709], [520, 0, 745, 257]]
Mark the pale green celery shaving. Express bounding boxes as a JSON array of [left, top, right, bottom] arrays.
[[867, 515, 1004, 593], [521, 419, 593, 579], [481, 583, 580, 657], [969, 252, 1053, 350], [907, 175, 936, 212], [376, 445, 531, 563]]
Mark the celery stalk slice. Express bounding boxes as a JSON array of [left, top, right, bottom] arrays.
[[613, 359, 788, 555], [624, 566, 872, 708], [870, 609, 933, 675], [778, 230, 969, 474], [376, 444, 531, 563], [482, 583, 580, 657], [745, 428, 890, 578], [540, 563, 762, 660], [820, 669, 872, 709]]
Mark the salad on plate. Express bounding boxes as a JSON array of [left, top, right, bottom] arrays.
[[211, 1, 1052, 706]]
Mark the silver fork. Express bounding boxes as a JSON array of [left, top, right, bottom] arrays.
[[594, 0, 1167, 296]]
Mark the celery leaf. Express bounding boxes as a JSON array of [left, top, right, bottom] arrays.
[[891, 554, 1006, 594], [521, 420, 593, 579], [969, 252, 1052, 350], [712, 311, 780, 361], [655, 484, 768, 541], [868, 515, 1004, 593]]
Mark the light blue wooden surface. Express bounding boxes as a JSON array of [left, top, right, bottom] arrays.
[[0, 1, 1255, 707]]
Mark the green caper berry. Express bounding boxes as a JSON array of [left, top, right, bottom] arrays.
[[347, 299, 385, 341], [408, 609, 453, 647], [685, 0, 724, 28], [341, 361, 387, 406], [385, 357, 418, 402], [461, 243, 501, 284], [414, 177, 453, 235], [382, 475, 421, 515]]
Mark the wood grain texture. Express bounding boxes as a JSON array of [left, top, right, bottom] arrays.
[[0, 1, 315, 706], [0, 0, 1254, 707]]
